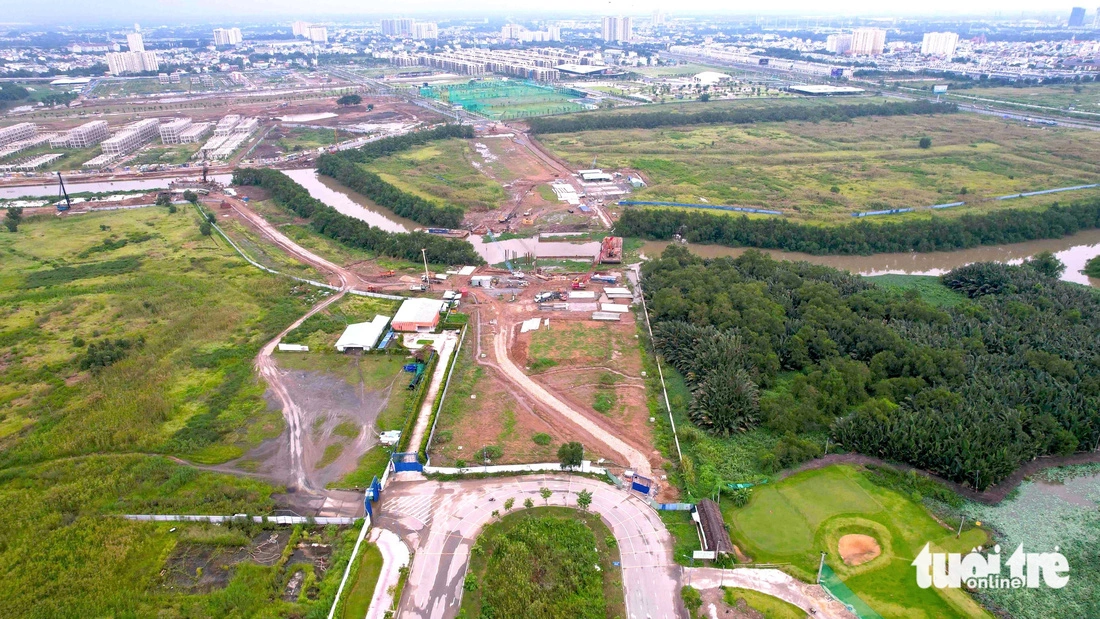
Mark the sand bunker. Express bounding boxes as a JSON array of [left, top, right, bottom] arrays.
[[838, 534, 881, 566]]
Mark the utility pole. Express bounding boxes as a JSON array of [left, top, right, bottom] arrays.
[[421, 248, 430, 290]]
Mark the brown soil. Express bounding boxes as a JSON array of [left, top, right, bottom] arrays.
[[161, 530, 289, 593], [699, 587, 765, 619], [838, 534, 881, 566]]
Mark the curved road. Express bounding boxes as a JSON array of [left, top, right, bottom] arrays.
[[493, 322, 654, 478], [378, 474, 680, 619]]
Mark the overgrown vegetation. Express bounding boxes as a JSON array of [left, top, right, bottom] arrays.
[[643, 245, 1100, 490], [232, 168, 482, 265], [528, 99, 955, 133], [616, 196, 1100, 255]]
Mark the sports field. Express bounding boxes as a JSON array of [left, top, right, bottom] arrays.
[[424, 80, 587, 119], [539, 112, 1100, 221], [724, 465, 991, 619]]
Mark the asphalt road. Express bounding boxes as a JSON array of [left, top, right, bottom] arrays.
[[376, 474, 681, 619]]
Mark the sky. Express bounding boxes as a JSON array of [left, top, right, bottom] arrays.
[[0, 0, 1087, 25]]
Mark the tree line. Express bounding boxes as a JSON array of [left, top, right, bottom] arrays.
[[232, 168, 483, 265], [616, 198, 1100, 255], [314, 124, 473, 229], [643, 245, 1100, 490], [526, 100, 956, 134]]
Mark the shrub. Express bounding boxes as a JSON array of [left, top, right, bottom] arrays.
[[532, 432, 552, 446]]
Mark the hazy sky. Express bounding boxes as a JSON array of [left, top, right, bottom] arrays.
[[0, 0, 1084, 25]]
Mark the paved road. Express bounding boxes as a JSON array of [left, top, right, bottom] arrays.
[[684, 567, 855, 619], [376, 474, 681, 619], [493, 322, 654, 478]]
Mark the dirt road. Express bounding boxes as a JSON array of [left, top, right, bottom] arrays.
[[683, 568, 855, 619], [377, 474, 680, 619], [493, 321, 653, 478]]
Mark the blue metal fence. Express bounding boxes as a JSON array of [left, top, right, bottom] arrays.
[[616, 200, 784, 216], [391, 452, 423, 473]]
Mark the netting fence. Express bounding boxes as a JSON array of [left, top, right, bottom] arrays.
[[419, 80, 587, 120], [818, 564, 884, 619]]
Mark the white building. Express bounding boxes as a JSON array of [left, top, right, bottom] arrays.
[[850, 28, 886, 56], [214, 114, 241, 136], [213, 28, 243, 46], [126, 32, 145, 52], [381, 17, 415, 37], [101, 119, 160, 157], [292, 21, 310, 37], [601, 16, 632, 43], [50, 120, 109, 148], [106, 50, 159, 74], [921, 32, 959, 57], [178, 123, 212, 143], [501, 24, 524, 40], [334, 315, 391, 352], [412, 22, 438, 40], [308, 26, 328, 44], [158, 118, 192, 144], [693, 71, 731, 86], [826, 34, 852, 54], [0, 123, 36, 146]]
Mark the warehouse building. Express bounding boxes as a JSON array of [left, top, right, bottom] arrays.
[[335, 315, 391, 352], [391, 298, 445, 332]]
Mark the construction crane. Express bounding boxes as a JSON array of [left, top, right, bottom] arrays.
[[56, 172, 72, 212]]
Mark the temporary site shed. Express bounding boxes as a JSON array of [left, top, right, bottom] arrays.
[[335, 315, 391, 352], [392, 297, 445, 332]]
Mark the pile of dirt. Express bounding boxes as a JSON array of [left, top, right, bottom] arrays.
[[838, 533, 881, 566]]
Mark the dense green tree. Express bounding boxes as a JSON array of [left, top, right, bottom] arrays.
[[4, 206, 23, 232], [557, 442, 584, 469]]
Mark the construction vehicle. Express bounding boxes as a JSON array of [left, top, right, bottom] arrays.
[[55, 172, 72, 212], [379, 270, 396, 277], [571, 277, 588, 290]]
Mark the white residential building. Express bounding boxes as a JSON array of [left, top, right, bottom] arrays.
[[126, 32, 145, 52], [158, 118, 192, 144], [214, 115, 241, 136], [50, 120, 109, 148], [921, 32, 959, 57], [601, 16, 632, 43], [292, 21, 310, 37], [101, 119, 160, 157], [178, 123, 212, 144], [106, 51, 159, 74], [412, 22, 438, 40], [381, 17, 415, 37], [850, 28, 886, 56], [308, 26, 328, 44], [826, 34, 852, 54], [501, 24, 523, 40], [213, 28, 243, 46], [0, 123, 36, 146]]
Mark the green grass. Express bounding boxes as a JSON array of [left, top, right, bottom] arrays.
[[128, 143, 202, 165], [317, 442, 345, 469], [944, 81, 1100, 114], [366, 138, 508, 212], [592, 391, 616, 414], [460, 506, 624, 619], [723, 587, 806, 618], [0, 143, 103, 171], [864, 274, 968, 307], [724, 465, 992, 619], [659, 510, 701, 565], [539, 112, 1100, 222], [276, 127, 352, 153], [332, 445, 393, 489], [339, 542, 384, 619]]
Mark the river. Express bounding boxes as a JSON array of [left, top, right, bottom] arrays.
[[641, 232, 1100, 287], [0, 174, 234, 199]]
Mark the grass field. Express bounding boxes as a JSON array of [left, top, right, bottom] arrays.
[[724, 587, 805, 618], [128, 143, 202, 165], [0, 206, 371, 617], [365, 138, 507, 212], [945, 81, 1100, 116], [0, 143, 103, 171], [275, 126, 354, 153], [540, 112, 1100, 221], [725, 465, 991, 619], [427, 80, 586, 119], [862, 274, 968, 307], [460, 506, 625, 619], [339, 542, 384, 619]]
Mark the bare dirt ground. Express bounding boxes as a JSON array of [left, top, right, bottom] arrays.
[[838, 534, 881, 566], [698, 587, 765, 619]]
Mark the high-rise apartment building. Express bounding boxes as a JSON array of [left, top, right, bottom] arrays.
[[921, 32, 959, 57], [292, 21, 310, 37], [850, 28, 886, 56], [602, 16, 632, 43], [213, 28, 243, 46], [412, 22, 438, 40], [1068, 6, 1086, 26], [652, 10, 666, 26], [308, 26, 328, 44], [826, 34, 852, 54], [501, 24, 523, 40], [381, 18, 415, 37], [106, 51, 159, 74], [126, 32, 144, 52]]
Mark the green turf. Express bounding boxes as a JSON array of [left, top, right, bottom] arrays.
[[340, 542, 384, 619], [724, 465, 993, 619], [723, 587, 806, 618]]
